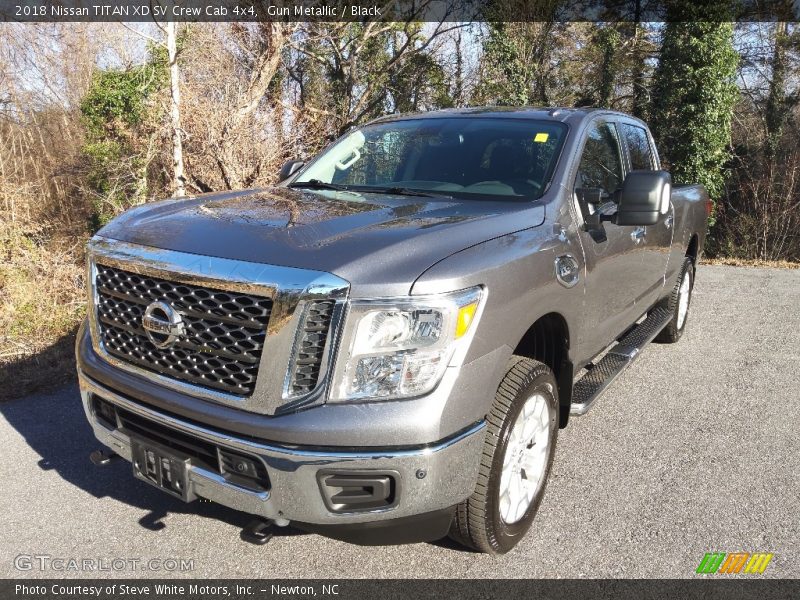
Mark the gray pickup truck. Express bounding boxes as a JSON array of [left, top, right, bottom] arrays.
[[77, 107, 708, 554]]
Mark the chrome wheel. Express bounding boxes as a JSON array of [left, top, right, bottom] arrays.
[[677, 269, 692, 330], [499, 391, 552, 524]]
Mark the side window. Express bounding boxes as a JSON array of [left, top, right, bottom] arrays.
[[620, 123, 654, 171], [575, 122, 623, 194]]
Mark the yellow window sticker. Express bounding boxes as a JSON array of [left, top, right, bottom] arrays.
[[534, 133, 549, 143]]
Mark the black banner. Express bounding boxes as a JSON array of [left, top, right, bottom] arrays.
[[5, 579, 800, 600], [2, 0, 799, 23]]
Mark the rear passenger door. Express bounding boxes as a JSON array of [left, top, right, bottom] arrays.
[[619, 121, 672, 309]]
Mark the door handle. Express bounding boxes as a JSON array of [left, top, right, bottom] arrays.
[[631, 227, 646, 243]]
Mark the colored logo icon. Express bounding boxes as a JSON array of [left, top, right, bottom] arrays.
[[696, 552, 774, 574]]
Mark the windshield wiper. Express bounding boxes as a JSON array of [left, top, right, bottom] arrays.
[[290, 181, 451, 199], [353, 186, 451, 199], [289, 179, 349, 191]]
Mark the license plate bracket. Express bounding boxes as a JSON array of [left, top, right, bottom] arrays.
[[131, 437, 193, 502]]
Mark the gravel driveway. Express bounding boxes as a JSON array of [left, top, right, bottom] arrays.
[[1, 265, 797, 578]]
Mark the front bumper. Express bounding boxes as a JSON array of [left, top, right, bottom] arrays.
[[79, 373, 485, 526]]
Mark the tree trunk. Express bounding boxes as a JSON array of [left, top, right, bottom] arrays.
[[630, 26, 647, 117], [765, 21, 788, 163], [454, 30, 463, 106], [166, 22, 186, 197]]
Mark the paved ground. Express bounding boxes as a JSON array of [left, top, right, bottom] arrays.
[[1, 265, 797, 579]]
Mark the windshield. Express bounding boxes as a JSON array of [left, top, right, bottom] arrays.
[[294, 117, 568, 200]]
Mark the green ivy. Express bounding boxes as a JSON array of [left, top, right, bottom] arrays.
[[79, 42, 169, 230], [81, 70, 161, 134], [650, 14, 739, 220], [476, 23, 530, 106], [596, 27, 621, 108]]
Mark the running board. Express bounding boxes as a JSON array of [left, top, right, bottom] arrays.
[[570, 307, 672, 416]]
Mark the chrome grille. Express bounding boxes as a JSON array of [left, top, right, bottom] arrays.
[[289, 300, 335, 396], [94, 264, 272, 396]]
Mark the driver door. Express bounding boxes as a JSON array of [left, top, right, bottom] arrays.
[[573, 120, 654, 358]]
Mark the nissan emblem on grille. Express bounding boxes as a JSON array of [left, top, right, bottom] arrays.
[[142, 301, 185, 349]]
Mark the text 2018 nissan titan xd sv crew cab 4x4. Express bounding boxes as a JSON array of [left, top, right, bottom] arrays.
[[77, 107, 708, 554]]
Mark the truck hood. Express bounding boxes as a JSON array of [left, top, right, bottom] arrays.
[[98, 187, 545, 296]]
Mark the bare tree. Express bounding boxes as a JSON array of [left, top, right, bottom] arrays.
[[178, 22, 300, 191], [288, 6, 467, 140], [165, 22, 186, 196], [121, 20, 186, 197]]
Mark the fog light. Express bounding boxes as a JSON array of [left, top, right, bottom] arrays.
[[92, 395, 117, 429], [317, 470, 398, 513], [219, 449, 269, 491]]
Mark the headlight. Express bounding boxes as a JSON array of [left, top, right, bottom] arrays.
[[329, 287, 484, 402]]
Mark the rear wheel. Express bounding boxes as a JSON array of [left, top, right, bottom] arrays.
[[449, 357, 558, 554], [655, 256, 695, 343]]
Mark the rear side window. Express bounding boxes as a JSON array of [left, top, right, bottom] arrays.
[[621, 123, 655, 170], [576, 122, 623, 194]]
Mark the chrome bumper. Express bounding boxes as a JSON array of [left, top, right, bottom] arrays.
[[79, 373, 485, 525]]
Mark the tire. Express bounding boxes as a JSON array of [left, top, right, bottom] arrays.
[[449, 356, 558, 554], [654, 256, 695, 344]]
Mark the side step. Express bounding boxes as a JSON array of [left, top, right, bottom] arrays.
[[570, 307, 672, 416]]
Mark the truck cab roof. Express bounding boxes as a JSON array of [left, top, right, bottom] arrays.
[[370, 106, 648, 127]]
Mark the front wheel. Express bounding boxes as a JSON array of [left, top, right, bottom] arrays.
[[449, 357, 558, 554]]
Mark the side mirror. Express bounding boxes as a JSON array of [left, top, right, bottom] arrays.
[[615, 170, 671, 226], [279, 159, 305, 182]]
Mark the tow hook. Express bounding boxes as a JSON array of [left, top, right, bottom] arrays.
[[89, 449, 119, 466], [240, 517, 290, 545], [241, 519, 275, 545]]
